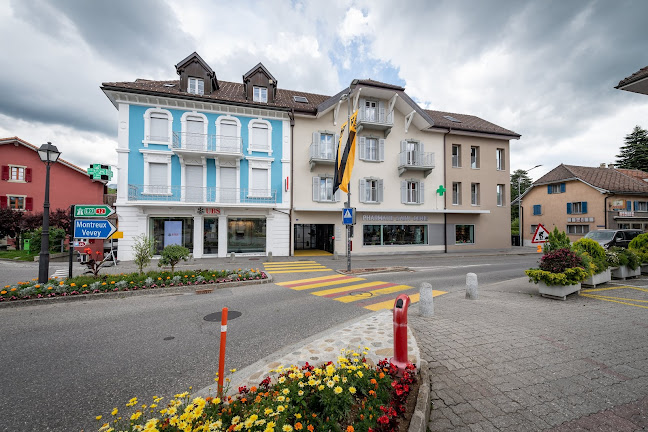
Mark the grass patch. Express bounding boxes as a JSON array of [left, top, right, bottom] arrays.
[[0, 249, 36, 261]]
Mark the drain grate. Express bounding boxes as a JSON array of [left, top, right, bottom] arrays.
[[164, 336, 175, 341], [204, 310, 242, 322]]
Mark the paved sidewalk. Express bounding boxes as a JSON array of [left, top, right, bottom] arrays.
[[410, 277, 648, 431]]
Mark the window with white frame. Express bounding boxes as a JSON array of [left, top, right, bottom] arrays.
[[635, 201, 648, 212], [248, 120, 272, 154], [471, 183, 480, 205], [144, 108, 173, 146], [253, 86, 268, 103], [247, 159, 272, 198], [141, 151, 172, 194], [567, 225, 590, 234], [188, 77, 204, 95], [9, 195, 25, 210], [182, 113, 207, 151], [530, 224, 538, 234], [359, 178, 383, 203], [320, 133, 334, 159], [452, 144, 461, 168], [216, 116, 241, 153], [401, 180, 424, 204], [312, 176, 339, 202], [497, 184, 505, 206], [548, 183, 565, 194], [496, 148, 505, 170], [10, 166, 25, 181], [359, 136, 384, 162], [470, 146, 480, 169], [567, 201, 587, 214], [452, 182, 461, 205]]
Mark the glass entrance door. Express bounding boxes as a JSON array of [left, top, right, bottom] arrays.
[[203, 218, 218, 255]]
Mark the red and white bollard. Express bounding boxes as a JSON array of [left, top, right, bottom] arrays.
[[217, 307, 228, 396], [390, 294, 411, 375]]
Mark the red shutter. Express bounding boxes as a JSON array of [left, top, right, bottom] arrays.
[[25, 168, 32, 182], [0, 196, 7, 208], [1, 166, 8, 180], [26, 197, 33, 211]]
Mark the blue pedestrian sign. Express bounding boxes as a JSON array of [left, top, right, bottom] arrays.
[[74, 219, 117, 239], [342, 208, 355, 225]]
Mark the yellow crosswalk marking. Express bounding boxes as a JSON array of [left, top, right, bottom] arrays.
[[335, 284, 412, 303], [276, 274, 350, 286], [288, 277, 365, 291], [313, 281, 392, 296], [264, 261, 319, 266], [266, 269, 333, 274], [363, 291, 447, 311]]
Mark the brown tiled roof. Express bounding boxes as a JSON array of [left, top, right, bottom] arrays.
[[0, 136, 96, 177], [533, 164, 648, 193], [424, 110, 520, 138], [616, 168, 648, 181], [616, 66, 648, 88], [101, 79, 330, 113]]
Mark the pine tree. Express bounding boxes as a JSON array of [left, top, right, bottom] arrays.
[[616, 126, 648, 171]]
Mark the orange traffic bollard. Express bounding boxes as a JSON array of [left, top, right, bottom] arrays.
[[537, 245, 542, 253], [217, 307, 228, 396], [390, 294, 411, 376]]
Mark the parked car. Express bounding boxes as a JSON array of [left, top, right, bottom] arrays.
[[584, 229, 643, 249]]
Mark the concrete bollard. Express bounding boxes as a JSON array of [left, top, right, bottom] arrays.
[[229, 252, 235, 261], [267, 251, 273, 262], [419, 282, 434, 317], [333, 251, 339, 260], [466, 273, 478, 300]]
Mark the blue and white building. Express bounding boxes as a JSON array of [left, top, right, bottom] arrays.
[[102, 53, 296, 259]]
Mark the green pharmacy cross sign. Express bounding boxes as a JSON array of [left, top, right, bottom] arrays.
[[88, 164, 113, 181], [436, 185, 446, 196]]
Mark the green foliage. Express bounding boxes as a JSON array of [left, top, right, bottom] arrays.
[[132, 234, 155, 274], [510, 169, 534, 221], [158, 245, 190, 272], [573, 238, 608, 274], [629, 233, 648, 263], [511, 217, 519, 236], [26, 227, 67, 254], [542, 227, 571, 253], [615, 125, 648, 171], [525, 267, 589, 286], [609, 247, 641, 270]]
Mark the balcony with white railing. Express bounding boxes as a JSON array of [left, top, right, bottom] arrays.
[[171, 132, 243, 158], [309, 142, 336, 170], [128, 185, 276, 205], [398, 151, 435, 177], [357, 106, 394, 136]]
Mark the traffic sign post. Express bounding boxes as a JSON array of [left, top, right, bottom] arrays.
[[532, 223, 549, 243], [74, 219, 117, 239], [74, 205, 115, 218], [342, 208, 355, 225]]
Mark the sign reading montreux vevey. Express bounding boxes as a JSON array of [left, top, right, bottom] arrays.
[[74, 219, 117, 239]]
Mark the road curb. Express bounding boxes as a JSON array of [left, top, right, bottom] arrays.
[[408, 359, 430, 432], [0, 275, 273, 309]]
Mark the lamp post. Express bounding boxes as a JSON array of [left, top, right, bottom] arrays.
[[38, 142, 61, 283], [518, 164, 542, 247]]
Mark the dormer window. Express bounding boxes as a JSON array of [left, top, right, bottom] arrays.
[[253, 86, 268, 103], [188, 77, 204, 95]]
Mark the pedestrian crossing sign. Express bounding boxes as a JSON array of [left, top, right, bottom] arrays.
[[532, 223, 549, 243], [342, 208, 355, 225]]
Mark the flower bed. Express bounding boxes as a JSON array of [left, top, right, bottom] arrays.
[[93, 350, 417, 432], [0, 268, 267, 303]]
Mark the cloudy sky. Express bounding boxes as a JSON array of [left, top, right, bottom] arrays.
[[1, 0, 647, 183]]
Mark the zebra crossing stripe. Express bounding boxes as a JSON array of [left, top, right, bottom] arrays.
[[313, 281, 396, 297], [286, 277, 366, 291], [277, 275, 351, 287], [265, 269, 332, 274], [335, 284, 412, 303], [362, 291, 447, 311]]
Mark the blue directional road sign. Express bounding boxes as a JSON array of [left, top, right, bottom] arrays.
[[74, 219, 117, 239], [342, 207, 355, 225]]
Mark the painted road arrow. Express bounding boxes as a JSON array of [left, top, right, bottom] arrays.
[[74, 219, 117, 239], [74, 205, 115, 218]]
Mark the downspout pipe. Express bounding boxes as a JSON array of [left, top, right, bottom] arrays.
[[443, 128, 451, 253], [289, 109, 295, 256]]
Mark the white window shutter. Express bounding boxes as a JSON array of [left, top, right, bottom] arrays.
[[377, 179, 384, 203], [378, 101, 385, 121], [359, 179, 366, 203], [401, 180, 407, 204], [359, 98, 365, 113], [359, 137, 366, 160], [420, 141, 425, 153], [312, 177, 319, 202], [419, 182, 424, 204], [312, 132, 320, 146], [379, 139, 385, 161], [400, 140, 407, 153]]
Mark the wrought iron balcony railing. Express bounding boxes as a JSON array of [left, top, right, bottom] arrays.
[[398, 151, 435, 169], [128, 185, 276, 204], [172, 132, 243, 154]]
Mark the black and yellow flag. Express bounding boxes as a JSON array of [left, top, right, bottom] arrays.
[[333, 109, 359, 194]]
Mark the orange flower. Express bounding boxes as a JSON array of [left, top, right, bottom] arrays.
[[0, 291, 6, 295], [307, 426, 314, 432], [346, 427, 354, 432], [304, 371, 311, 377], [254, 396, 261, 403], [295, 423, 303, 430], [370, 378, 377, 385], [379, 372, 385, 379], [369, 390, 376, 397], [240, 398, 247, 403], [10, 288, 17, 292], [250, 386, 257, 392]]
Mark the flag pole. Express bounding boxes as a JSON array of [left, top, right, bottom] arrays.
[[345, 90, 352, 272]]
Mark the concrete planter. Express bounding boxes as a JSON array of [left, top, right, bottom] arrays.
[[582, 268, 611, 287], [611, 265, 641, 280], [536, 281, 581, 301], [641, 264, 648, 275]]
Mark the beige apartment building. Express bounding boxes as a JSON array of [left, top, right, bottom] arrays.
[[519, 164, 648, 245], [292, 79, 520, 255]]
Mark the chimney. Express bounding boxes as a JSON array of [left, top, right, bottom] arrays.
[[608, 163, 615, 169], [600, 163, 606, 168]]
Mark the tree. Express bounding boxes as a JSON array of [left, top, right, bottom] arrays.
[[510, 169, 534, 221], [615, 126, 648, 171], [132, 234, 155, 274], [158, 245, 190, 273]]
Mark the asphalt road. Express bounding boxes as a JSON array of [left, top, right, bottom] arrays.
[[0, 253, 539, 432]]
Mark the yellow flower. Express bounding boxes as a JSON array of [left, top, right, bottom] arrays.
[[166, 276, 171, 279], [184, 275, 188, 278], [10, 288, 17, 291], [334, 386, 343, 394], [298, 390, 304, 396], [349, 386, 356, 394], [230, 368, 237, 373], [111, 408, 118, 415], [356, 371, 363, 378], [110, 281, 115, 284], [96, 415, 102, 420], [1, 291, 6, 295], [318, 385, 325, 391], [101, 282, 107, 285], [47, 287, 53, 290], [82, 284, 87, 288], [283, 426, 293, 432], [130, 411, 142, 421], [276, 405, 285, 413], [70, 283, 76, 287], [282, 388, 290, 395]]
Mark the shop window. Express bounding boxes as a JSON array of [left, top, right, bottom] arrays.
[[203, 218, 218, 255], [227, 218, 266, 253], [362, 224, 428, 246], [455, 225, 475, 244], [150, 217, 194, 255]]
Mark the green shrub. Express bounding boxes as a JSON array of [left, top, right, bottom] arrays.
[[612, 247, 641, 270], [573, 238, 608, 274], [132, 234, 155, 274], [525, 267, 589, 286], [542, 227, 571, 253], [158, 245, 190, 272], [26, 227, 67, 254], [629, 233, 648, 264]]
